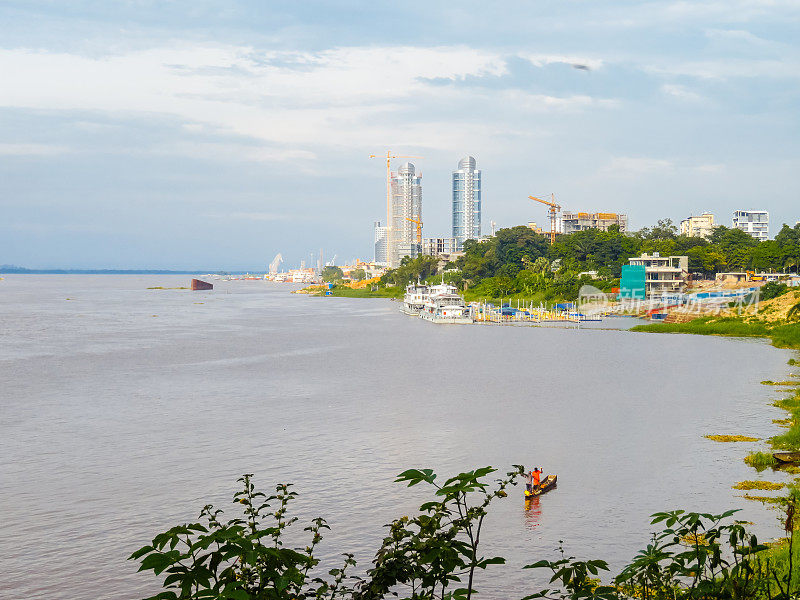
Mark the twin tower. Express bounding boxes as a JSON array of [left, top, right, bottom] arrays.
[[375, 156, 482, 267]]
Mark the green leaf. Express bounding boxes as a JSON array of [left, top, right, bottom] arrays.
[[524, 560, 553, 569], [129, 545, 154, 560]]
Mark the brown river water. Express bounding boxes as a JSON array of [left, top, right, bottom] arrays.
[[0, 275, 795, 599]]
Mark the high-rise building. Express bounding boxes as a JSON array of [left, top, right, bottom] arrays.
[[388, 162, 422, 267], [733, 210, 769, 241], [561, 212, 627, 234], [374, 221, 388, 265], [452, 156, 481, 250], [680, 213, 715, 239]]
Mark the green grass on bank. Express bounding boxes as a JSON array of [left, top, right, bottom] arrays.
[[631, 318, 800, 350], [303, 284, 403, 299]]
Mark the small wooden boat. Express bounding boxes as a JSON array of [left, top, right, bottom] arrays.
[[525, 474, 557, 497], [773, 452, 800, 463]]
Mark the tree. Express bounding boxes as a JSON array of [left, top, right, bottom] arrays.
[[350, 268, 366, 281], [322, 266, 344, 282], [380, 256, 440, 288], [648, 219, 678, 240]]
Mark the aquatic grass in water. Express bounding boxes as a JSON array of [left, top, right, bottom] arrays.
[[733, 480, 785, 490], [741, 493, 785, 504], [745, 452, 778, 471], [705, 434, 760, 442]]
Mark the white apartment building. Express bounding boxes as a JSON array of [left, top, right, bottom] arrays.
[[680, 213, 715, 239], [628, 252, 689, 296], [733, 210, 769, 241], [374, 221, 388, 265]]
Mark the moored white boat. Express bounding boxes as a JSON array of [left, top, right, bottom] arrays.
[[418, 283, 472, 324], [401, 282, 430, 315]]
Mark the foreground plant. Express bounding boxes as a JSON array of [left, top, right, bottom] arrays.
[[354, 465, 524, 600], [130, 474, 354, 600], [131, 467, 522, 600]]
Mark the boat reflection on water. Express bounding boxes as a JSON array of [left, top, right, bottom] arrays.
[[524, 496, 542, 529]]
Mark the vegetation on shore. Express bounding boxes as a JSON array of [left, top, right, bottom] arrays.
[[296, 284, 402, 298], [132, 469, 800, 600], [630, 287, 800, 351], [311, 222, 800, 304]]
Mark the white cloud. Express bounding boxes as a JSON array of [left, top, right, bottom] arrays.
[[518, 53, 604, 71], [661, 84, 706, 103], [0, 44, 618, 161], [0, 143, 69, 156]]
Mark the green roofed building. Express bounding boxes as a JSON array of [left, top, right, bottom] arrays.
[[620, 264, 646, 300]]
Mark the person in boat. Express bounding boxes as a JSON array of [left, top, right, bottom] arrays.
[[525, 468, 543, 493]]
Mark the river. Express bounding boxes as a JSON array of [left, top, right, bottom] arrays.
[[0, 275, 794, 599]]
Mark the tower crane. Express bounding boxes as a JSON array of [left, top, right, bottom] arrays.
[[405, 217, 423, 245], [369, 150, 424, 233], [529, 194, 561, 245]]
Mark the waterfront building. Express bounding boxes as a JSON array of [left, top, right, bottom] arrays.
[[733, 210, 769, 241], [388, 163, 423, 267], [680, 213, 715, 239], [452, 156, 481, 250], [619, 265, 646, 300], [374, 221, 388, 265], [627, 252, 689, 297], [561, 212, 627, 234]]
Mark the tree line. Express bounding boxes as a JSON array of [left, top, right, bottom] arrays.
[[377, 221, 800, 302]]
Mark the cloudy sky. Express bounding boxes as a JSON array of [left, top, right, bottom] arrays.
[[1, 0, 798, 269]]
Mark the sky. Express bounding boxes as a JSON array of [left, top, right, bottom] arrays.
[[1, 0, 798, 270]]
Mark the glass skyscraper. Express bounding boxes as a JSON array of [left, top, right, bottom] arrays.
[[452, 156, 481, 249]]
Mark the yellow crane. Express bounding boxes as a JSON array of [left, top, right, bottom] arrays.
[[405, 216, 423, 244], [370, 150, 424, 233], [529, 194, 561, 245]]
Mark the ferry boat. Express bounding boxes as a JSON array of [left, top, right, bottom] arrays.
[[402, 282, 430, 315], [418, 283, 473, 324]]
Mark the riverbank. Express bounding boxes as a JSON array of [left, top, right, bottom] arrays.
[[294, 284, 403, 298], [632, 318, 800, 350], [630, 288, 800, 350]]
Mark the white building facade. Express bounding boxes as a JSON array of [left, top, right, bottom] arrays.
[[680, 213, 715, 239], [389, 162, 423, 268], [374, 221, 388, 265], [628, 252, 689, 297], [452, 156, 481, 250], [733, 210, 769, 241]]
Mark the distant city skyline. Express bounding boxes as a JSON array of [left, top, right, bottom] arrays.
[[1, 1, 799, 269]]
